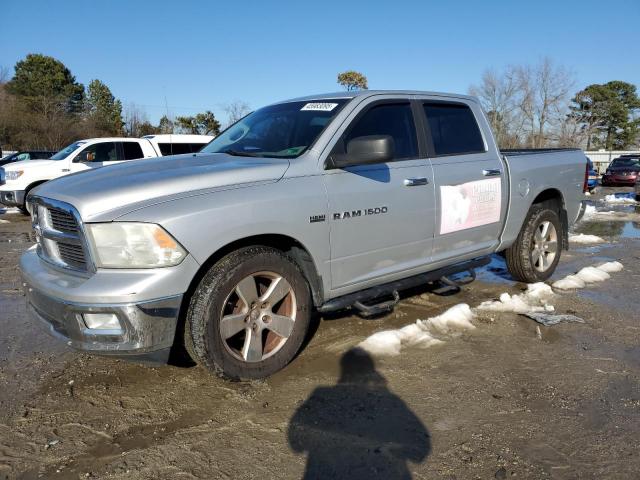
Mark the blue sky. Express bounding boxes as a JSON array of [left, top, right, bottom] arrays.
[[1, 0, 638, 123]]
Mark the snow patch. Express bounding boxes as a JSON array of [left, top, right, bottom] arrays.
[[576, 266, 610, 283], [552, 275, 586, 290], [603, 193, 637, 204], [0, 219, 9, 224], [357, 303, 472, 356], [569, 233, 604, 244], [476, 283, 554, 314], [596, 261, 624, 273], [553, 261, 623, 290]]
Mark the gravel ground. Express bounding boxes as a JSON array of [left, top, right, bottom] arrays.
[[0, 187, 639, 480]]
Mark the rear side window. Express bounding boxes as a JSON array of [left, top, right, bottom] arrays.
[[423, 103, 485, 156], [344, 103, 418, 160], [121, 142, 144, 160], [158, 143, 196, 155]]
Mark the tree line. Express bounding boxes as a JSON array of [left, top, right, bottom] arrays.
[[0, 54, 638, 152], [0, 54, 250, 151]]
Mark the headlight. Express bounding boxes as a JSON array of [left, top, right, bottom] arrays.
[[6, 170, 23, 180], [86, 223, 187, 268]]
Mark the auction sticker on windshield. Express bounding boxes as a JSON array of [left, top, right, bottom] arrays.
[[440, 178, 501, 234], [300, 102, 339, 111]]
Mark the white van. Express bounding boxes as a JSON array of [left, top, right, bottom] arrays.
[[0, 134, 213, 212]]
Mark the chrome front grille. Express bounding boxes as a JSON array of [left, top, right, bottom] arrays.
[[31, 197, 93, 273], [48, 208, 79, 233]]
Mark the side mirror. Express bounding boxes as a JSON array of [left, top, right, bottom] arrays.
[[74, 151, 94, 163], [328, 135, 395, 169]]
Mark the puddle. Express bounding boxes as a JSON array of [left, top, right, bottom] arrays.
[[475, 254, 514, 285]]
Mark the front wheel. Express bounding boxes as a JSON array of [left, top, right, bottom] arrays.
[[505, 205, 563, 283], [185, 246, 311, 380]]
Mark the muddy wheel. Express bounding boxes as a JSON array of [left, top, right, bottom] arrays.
[[185, 246, 311, 380], [505, 205, 562, 283]]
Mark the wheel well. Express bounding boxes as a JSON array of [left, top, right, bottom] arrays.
[[170, 234, 323, 362], [531, 188, 569, 250], [185, 234, 323, 310], [25, 181, 47, 200], [532, 188, 564, 210]]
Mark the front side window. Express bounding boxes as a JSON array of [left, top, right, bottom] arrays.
[[341, 103, 418, 160], [121, 142, 144, 160], [424, 103, 485, 156], [77, 142, 119, 162], [200, 99, 349, 158], [17, 153, 30, 161]]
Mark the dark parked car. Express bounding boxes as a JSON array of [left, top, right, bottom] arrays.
[[0, 150, 55, 167], [601, 155, 640, 187]]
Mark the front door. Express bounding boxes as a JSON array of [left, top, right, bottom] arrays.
[[323, 99, 435, 291]]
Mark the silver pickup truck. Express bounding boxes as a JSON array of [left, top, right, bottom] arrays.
[[21, 90, 588, 379]]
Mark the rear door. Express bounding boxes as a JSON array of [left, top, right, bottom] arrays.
[[418, 98, 507, 263], [322, 97, 436, 291]]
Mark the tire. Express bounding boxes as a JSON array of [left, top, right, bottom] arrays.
[[505, 205, 563, 283], [185, 246, 311, 380], [636, 194, 640, 202]]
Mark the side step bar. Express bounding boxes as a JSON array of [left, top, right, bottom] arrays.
[[318, 256, 491, 314]]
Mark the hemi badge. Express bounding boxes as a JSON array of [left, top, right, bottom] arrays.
[[310, 214, 326, 223]]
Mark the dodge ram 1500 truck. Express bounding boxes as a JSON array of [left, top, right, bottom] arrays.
[[0, 134, 213, 213], [20, 90, 588, 379]]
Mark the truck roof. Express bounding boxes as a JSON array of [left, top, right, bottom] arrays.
[[279, 90, 479, 104]]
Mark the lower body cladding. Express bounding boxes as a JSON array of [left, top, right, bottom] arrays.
[[24, 285, 182, 363], [19, 246, 200, 363], [0, 189, 25, 207]]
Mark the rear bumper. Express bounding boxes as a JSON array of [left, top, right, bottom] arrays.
[[0, 189, 25, 207]]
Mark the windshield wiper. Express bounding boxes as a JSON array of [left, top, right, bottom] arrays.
[[223, 149, 263, 157]]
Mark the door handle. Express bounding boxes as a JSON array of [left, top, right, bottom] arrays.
[[482, 169, 502, 177], [403, 177, 429, 187]]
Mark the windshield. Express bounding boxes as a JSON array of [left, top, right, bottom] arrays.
[[610, 157, 640, 168], [50, 141, 86, 160], [200, 99, 349, 158]]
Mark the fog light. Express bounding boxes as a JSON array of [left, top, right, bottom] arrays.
[[82, 313, 121, 331]]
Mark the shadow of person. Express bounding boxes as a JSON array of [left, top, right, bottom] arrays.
[[288, 348, 431, 479]]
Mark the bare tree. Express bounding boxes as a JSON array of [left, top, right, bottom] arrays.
[[470, 67, 522, 148], [0, 66, 10, 84], [471, 58, 574, 149], [123, 102, 149, 137], [223, 100, 251, 127]]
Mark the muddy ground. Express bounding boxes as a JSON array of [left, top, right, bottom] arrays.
[[0, 187, 639, 480]]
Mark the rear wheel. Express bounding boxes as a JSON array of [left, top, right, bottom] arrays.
[[185, 246, 311, 380], [505, 205, 562, 283]]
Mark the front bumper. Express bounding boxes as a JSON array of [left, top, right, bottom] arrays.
[[24, 281, 182, 359], [0, 189, 25, 207], [601, 175, 637, 186], [20, 247, 200, 360]]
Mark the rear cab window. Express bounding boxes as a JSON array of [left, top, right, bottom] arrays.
[[423, 102, 485, 156]]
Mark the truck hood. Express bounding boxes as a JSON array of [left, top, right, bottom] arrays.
[[32, 153, 290, 221], [2, 159, 57, 171]]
